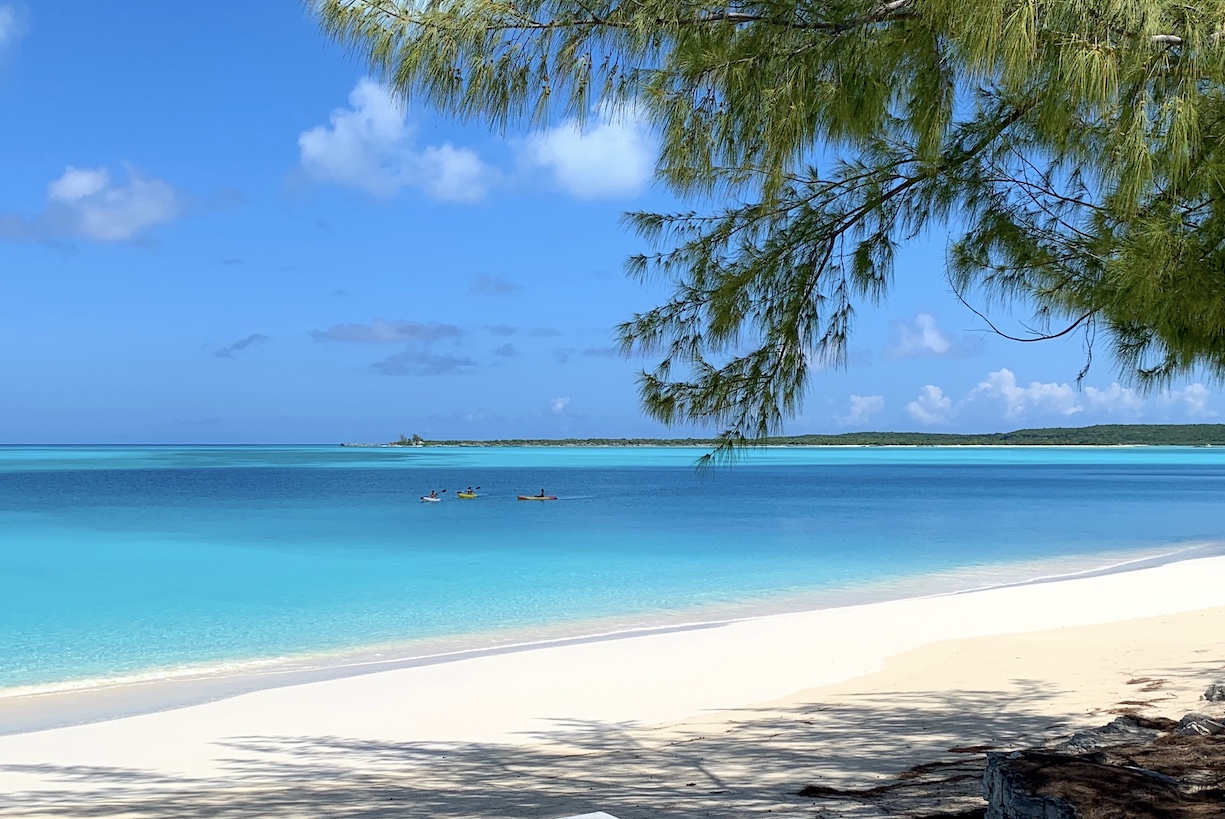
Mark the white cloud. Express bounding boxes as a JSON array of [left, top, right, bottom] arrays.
[[416, 143, 490, 202], [550, 396, 571, 414], [1160, 383, 1216, 418], [372, 349, 475, 376], [298, 79, 493, 202], [53, 167, 180, 242], [310, 319, 461, 344], [906, 385, 953, 425], [522, 111, 655, 199], [298, 80, 405, 196], [969, 368, 1082, 420], [884, 312, 982, 359], [309, 317, 471, 376], [47, 167, 109, 202], [894, 369, 1202, 427], [214, 333, 270, 359], [836, 394, 884, 426], [1084, 383, 1144, 415], [0, 164, 182, 243], [0, 4, 28, 53]]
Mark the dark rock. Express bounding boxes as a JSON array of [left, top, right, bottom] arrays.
[[1050, 714, 1162, 754], [983, 752, 1077, 819], [987, 715, 1225, 818], [1205, 682, 1225, 702], [1175, 712, 1225, 737], [1130, 715, 1182, 731], [984, 750, 1204, 818], [1179, 769, 1224, 796]]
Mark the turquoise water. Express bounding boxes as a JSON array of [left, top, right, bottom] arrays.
[[2, 445, 1224, 692]]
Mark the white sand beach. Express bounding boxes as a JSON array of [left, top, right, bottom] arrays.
[[1, 555, 1223, 817]]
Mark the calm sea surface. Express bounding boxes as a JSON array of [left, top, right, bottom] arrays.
[[2, 445, 1223, 692]]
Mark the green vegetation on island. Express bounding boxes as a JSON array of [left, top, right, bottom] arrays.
[[371, 424, 1225, 448]]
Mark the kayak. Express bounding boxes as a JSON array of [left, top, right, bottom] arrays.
[[457, 492, 478, 499], [420, 496, 441, 503], [517, 495, 558, 501]]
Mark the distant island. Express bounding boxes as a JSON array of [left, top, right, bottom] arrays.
[[346, 424, 1225, 448]]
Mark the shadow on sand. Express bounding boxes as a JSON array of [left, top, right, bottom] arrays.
[[0, 680, 1143, 818]]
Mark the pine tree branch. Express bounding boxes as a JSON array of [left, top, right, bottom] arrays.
[[953, 284, 1096, 344], [335, 0, 918, 35]]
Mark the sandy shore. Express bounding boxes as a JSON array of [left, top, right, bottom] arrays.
[[1, 555, 1223, 817]]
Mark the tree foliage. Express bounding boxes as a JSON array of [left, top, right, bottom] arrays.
[[315, 0, 1225, 458]]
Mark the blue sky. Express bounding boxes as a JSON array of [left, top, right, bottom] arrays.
[[0, 2, 1217, 443]]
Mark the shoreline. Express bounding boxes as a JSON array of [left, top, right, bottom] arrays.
[[1, 553, 1223, 807], [2, 540, 1223, 739], [348, 442, 1210, 449]]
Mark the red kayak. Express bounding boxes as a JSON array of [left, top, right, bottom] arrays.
[[517, 495, 558, 501]]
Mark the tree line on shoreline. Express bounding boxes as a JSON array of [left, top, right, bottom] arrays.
[[376, 424, 1225, 448]]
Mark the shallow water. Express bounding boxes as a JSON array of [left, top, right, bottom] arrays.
[[2, 444, 1223, 692]]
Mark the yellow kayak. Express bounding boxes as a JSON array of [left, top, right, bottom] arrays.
[[457, 492, 479, 499]]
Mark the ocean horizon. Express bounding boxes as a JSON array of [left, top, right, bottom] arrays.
[[4, 444, 1224, 705]]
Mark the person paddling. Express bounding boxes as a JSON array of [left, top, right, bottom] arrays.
[[537, 488, 547, 498]]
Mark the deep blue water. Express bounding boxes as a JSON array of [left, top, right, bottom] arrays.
[[2, 445, 1224, 691]]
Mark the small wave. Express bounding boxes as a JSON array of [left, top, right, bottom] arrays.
[[0, 655, 298, 700]]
